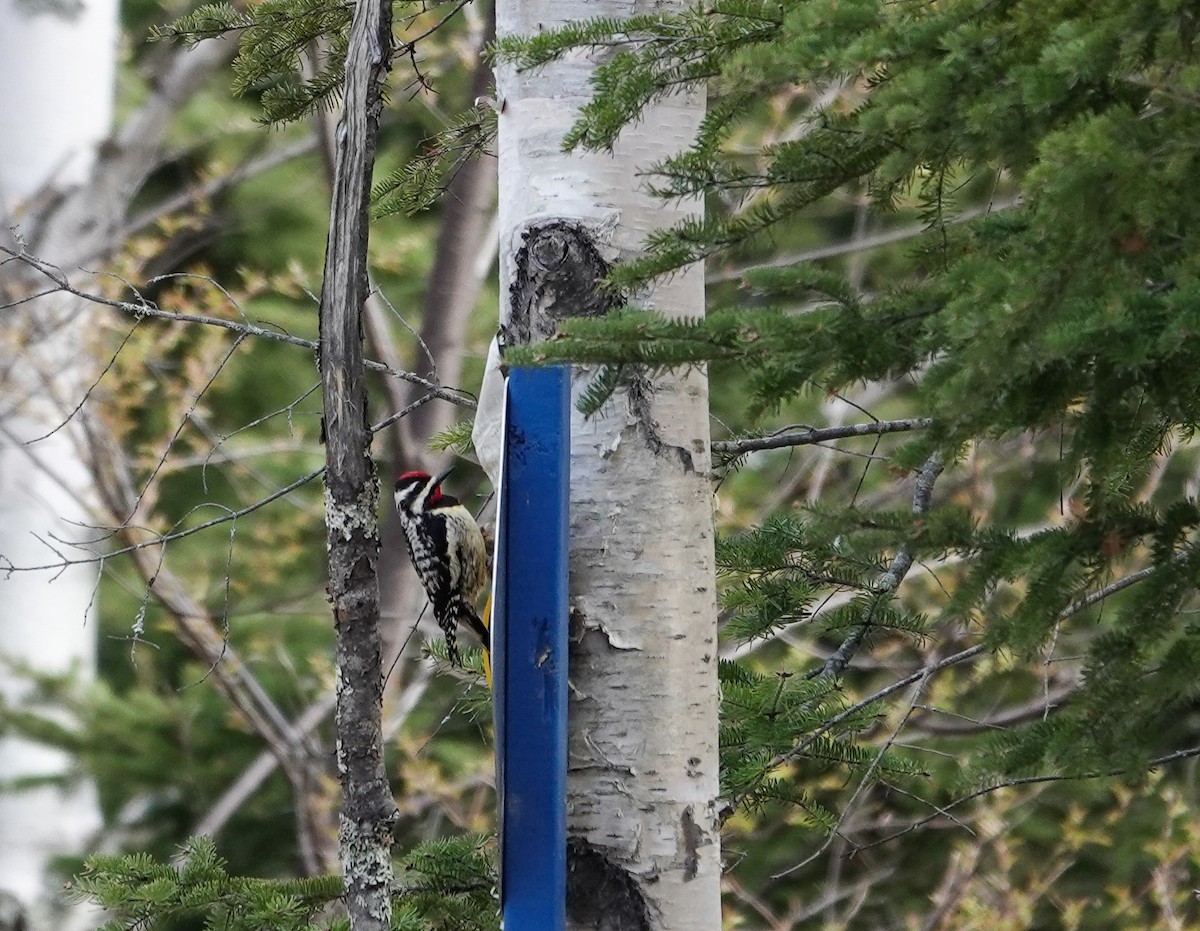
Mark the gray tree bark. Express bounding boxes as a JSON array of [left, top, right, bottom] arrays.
[[316, 0, 397, 925]]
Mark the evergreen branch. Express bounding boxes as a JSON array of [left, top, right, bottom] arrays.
[[731, 542, 1196, 815], [76, 835, 496, 928], [371, 105, 496, 217], [427, 419, 475, 454], [713, 418, 933, 456], [516, 292, 937, 410], [149, 3, 257, 43], [76, 837, 344, 930]]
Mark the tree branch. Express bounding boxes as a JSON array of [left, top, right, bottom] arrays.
[[848, 744, 1200, 856], [817, 451, 943, 680], [25, 33, 241, 270], [712, 418, 933, 456], [116, 135, 320, 251], [193, 691, 337, 839], [0, 246, 476, 409], [707, 197, 1022, 285], [911, 683, 1078, 735]]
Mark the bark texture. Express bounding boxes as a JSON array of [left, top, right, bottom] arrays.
[[317, 0, 397, 925], [495, 3, 721, 927]]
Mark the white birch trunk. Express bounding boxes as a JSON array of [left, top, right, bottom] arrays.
[[0, 0, 117, 926], [494, 3, 721, 927]]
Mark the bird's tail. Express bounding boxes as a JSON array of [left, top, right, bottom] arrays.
[[449, 593, 492, 688]]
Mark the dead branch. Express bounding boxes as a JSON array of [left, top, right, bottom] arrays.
[[712, 418, 934, 456], [316, 0, 398, 922]]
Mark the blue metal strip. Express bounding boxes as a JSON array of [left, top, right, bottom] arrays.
[[495, 364, 570, 931]]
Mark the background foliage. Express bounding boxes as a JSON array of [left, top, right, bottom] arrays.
[[5, 0, 1200, 928]]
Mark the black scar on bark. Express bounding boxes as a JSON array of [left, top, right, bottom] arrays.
[[506, 220, 623, 347], [567, 837, 653, 931], [506, 219, 695, 472]]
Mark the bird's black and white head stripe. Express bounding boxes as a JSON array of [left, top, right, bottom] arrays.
[[394, 466, 457, 514]]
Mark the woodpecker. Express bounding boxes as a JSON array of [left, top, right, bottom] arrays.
[[393, 466, 490, 667]]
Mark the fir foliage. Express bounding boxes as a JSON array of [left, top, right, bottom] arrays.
[[425, 418, 476, 455], [371, 105, 497, 217], [152, 0, 352, 123], [75, 836, 343, 931], [500, 0, 1200, 841], [73, 835, 497, 931]]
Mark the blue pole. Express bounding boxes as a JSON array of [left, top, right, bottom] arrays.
[[493, 365, 570, 931]]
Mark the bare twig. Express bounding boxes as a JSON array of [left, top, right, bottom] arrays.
[[849, 744, 1200, 856], [0, 393, 437, 575], [707, 197, 1022, 285], [817, 451, 943, 681], [0, 246, 476, 410], [912, 683, 1078, 735], [712, 418, 933, 456]]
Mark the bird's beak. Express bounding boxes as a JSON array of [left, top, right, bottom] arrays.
[[433, 465, 455, 486]]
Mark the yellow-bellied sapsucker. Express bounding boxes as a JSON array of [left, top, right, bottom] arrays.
[[393, 467, 490, 666]]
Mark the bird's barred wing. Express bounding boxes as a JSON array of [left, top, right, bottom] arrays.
[[405, 516, 456, 620]]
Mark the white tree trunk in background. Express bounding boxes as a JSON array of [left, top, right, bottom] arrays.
[[0, 0, 117, 200], [494, 2, 721, 927], [0, 0, 117, 926]]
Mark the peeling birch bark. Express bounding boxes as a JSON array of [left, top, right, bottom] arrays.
[[494, 3, 721, 928], [317, 0, 397, 925]]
